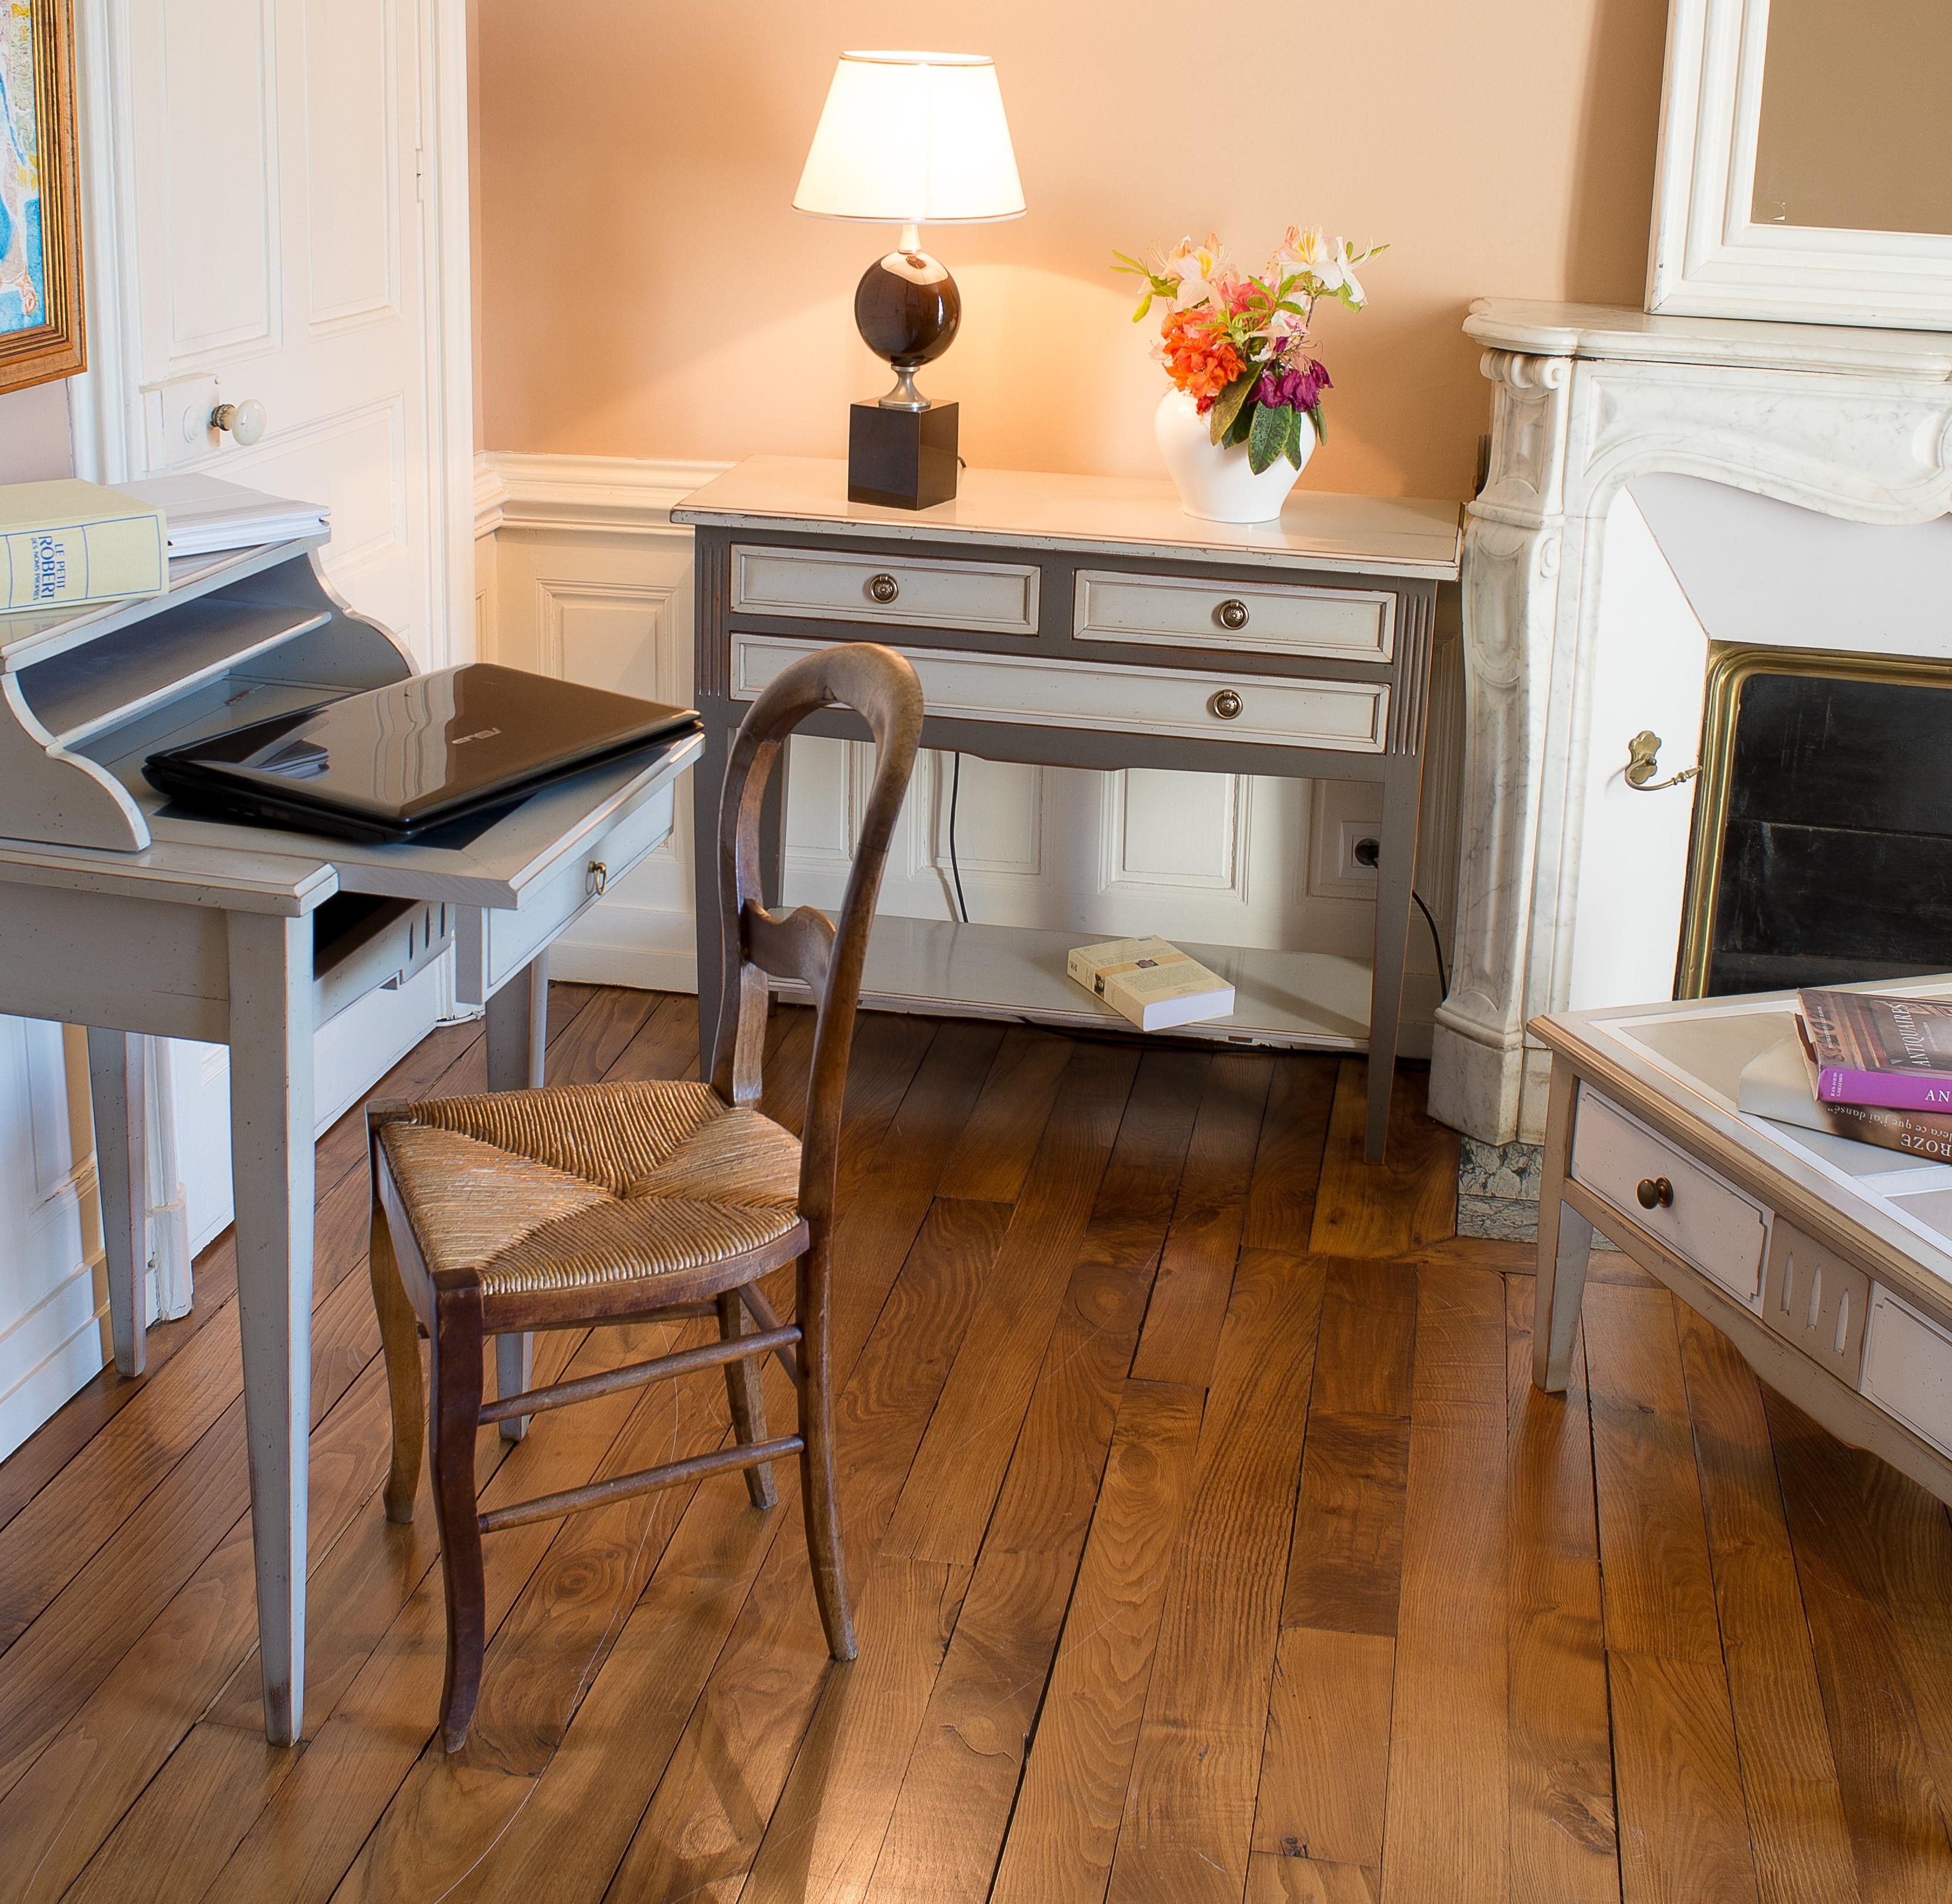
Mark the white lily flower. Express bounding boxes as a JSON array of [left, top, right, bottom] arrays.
[[1332, 237, 1367, 308], [1276, 225, 1345, 296], [1162, 233, 1232, 311]]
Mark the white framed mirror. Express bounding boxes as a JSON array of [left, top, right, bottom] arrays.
[[1646, 0, 1952, 329]]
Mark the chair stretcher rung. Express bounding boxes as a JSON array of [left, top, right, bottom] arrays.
[[477, 1323, 802, 1426], [477, 1434, 805, 1533]]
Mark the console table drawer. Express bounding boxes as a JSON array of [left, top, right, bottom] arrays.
[[730, 632, 1389, 753], [1862, 1288, 1952, 1457], [731, 543, 1039, 637], [1074, 569, 1394, 662], [1571, 1088, 1767, 1300]]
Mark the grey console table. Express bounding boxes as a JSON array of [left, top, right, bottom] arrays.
[[0, 536, 699, 1742], [675, 457, 1461, 1159], [1533, 981, 1952, 1507]]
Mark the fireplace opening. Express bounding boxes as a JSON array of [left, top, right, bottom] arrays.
[[1677, 644, 1952, 997]]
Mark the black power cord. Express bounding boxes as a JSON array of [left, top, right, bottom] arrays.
[[947, 752, 971, 924], [1353, 836, 1449, 997]]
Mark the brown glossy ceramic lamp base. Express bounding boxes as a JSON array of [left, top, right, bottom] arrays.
[[848, 239, 961, 509]]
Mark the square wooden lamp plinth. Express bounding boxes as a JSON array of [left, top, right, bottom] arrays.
[[848, 402, 959, 511]]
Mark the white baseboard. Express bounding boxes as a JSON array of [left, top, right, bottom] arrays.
[[550, 905, 700, 994]]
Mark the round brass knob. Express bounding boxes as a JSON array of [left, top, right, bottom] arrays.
[[866, 572, 900, 605], [1635, 1175, 1673, 1210], [1209, 688, 1243, 721], [1216, 598, 1250, 632]]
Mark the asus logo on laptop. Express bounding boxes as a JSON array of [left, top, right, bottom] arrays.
[[452, 727, 503, 744]]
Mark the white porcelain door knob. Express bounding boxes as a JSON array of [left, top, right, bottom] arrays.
[[209, 398, 269, 446]]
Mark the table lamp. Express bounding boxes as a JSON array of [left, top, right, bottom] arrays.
[[794, 51, 1025, 510]]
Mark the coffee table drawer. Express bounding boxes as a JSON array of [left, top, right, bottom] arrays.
[[1862, 1287, 1952, 1457], [1074, 569, 1394, 662], [1760, 1220, 1871, 1384], [731, 544, 1039, 637], [1571, 1087, 1768, 1301], [731, 632, 1388, 754]]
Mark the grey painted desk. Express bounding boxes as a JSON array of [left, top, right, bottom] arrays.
[[675, 457, 1462, 1160], [0, 539, 699, 1742]]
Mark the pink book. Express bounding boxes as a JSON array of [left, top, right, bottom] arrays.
[[1798, 989, 1952, 1113]]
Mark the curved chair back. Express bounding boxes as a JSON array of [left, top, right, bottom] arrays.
[[709, 642, 924, 1232]]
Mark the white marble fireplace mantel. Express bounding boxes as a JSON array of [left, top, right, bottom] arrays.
[[1430, 298, 1952, 1146]]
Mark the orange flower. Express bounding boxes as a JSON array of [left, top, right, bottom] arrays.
[[1158, 308, 1243, 411]]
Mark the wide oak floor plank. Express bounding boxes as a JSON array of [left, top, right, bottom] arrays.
[[1106, 1248, 1324, 1904], [989, 1379, 1204, 1904], [1678, 1314, 1859, 1904], [1584, 1283, 1758, 1904], [1378, 1262, 1507, 1904], [1504, 1278, 1619, 1904], [1307, 1061, 1456, 1258]]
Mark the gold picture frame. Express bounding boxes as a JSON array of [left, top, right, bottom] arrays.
[[0, 0, 85, 395]]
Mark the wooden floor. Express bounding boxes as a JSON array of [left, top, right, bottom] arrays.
[[2, 986, 1951, 1903]]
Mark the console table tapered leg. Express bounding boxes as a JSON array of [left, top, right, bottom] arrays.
[[87, 1028, 148, 1377], [485, 955, 547, 1440], [226, 910, 315, 1747], [1365, 763, 1422, 1162]]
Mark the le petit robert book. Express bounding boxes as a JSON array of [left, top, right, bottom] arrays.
[[1798, 988, 1952, 1113], [1066, 936, 1235, 1031]]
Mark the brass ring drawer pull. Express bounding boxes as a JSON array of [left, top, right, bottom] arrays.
[[1209, 688, 1243, 721], [1215, 598, 1250, 632], [1636, 1175, 1673, 1210], [588, 861, 608, 897], [866, 573, 900, 605]]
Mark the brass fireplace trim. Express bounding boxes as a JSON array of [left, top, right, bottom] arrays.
[[1674, 642, 1952, 999]]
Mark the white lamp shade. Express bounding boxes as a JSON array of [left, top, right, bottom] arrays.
[[794, 52, 1025, 225]]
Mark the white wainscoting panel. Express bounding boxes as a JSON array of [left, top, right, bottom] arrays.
[[475, 453, 1463, 1036], [0, 1019, 106, 1462]]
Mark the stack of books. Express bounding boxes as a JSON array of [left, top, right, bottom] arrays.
[[1738, 987, 1952, 1162]]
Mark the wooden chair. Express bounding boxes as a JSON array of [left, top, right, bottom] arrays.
[[367, 642, 924, 1750]]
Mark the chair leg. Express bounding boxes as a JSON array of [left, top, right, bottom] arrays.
[[368, 1200, 423, 1525], [796, 1246, 856, 1662], [428, 1286, 487, 1752], [719, 1289, 777, 1509]]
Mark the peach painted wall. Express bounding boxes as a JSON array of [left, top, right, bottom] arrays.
[[473, 0, 1670, 501]]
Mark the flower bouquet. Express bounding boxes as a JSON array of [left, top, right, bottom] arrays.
[[1114, 228, 1382, 522]]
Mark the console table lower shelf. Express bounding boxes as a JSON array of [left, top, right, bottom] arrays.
[[760, 915, 1442, 1056]]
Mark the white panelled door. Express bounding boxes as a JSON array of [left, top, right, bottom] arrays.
[[113, 0, 455, 1250]]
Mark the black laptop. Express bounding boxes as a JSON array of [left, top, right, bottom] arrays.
[[144, 663, 702, 844]]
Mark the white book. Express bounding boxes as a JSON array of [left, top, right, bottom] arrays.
[[1066, 935, 1235, 1031], [116, 473, 330, 557]]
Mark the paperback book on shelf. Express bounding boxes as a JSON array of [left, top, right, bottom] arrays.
[[1737, 1030, 1952, 1162], [0, 478, 167, 614], [1798, 987, 1952, 1112], [1066, 935, 1235, 1031]]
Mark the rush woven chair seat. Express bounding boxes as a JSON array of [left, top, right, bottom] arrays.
[[368, 642, 923, 1750]]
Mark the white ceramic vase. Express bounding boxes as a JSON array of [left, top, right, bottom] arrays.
[[1154, 387, 1310, 524]]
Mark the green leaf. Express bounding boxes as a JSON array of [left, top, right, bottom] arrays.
[[1224, 399, 1256, 448], [1309, 402, 1328, 446], [1248, 399, 1287, 475], [1207, 371, 1257, 446], [1282, 403, 1304, 469]]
